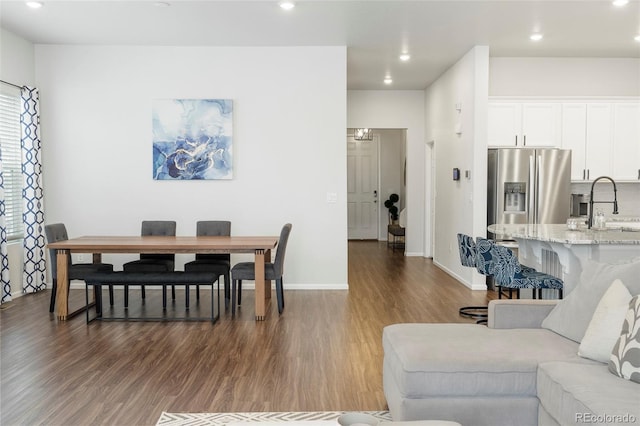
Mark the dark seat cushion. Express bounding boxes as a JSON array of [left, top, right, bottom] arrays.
[[232, 262, 278, 280], [68, 263, 113, 280], [123, 259, 174, 272], [84, 271, 220, 284], [184, 260, 229, 274]]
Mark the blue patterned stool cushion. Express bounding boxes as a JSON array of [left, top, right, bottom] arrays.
[[475, 237, 494, 276], [491, 243, 563, 290], [457, 234, 477, 268]]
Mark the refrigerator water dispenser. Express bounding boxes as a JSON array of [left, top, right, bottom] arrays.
[[504, 182, 526, 213]]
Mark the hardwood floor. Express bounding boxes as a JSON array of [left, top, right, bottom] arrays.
[[0, 241, 496, 426]]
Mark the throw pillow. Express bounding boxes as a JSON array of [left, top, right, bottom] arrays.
[[609, 295, 640, 383], [578, 280, 632, 362], [542, 258, 640, 343]]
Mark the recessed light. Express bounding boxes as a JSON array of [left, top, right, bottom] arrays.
[[399, 53, 411, 62], [530, 33, 543, 42], [25, 1, 43, 9], [279, 1, 295, 10], [612, 0, 629, 7], [384, 76, 393, 85]]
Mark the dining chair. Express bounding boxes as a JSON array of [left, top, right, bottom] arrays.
[[44, 223, 114, 313], [122, 220, 176, 308], [183, 220, 231, 309], [231, 223, 292, 315]]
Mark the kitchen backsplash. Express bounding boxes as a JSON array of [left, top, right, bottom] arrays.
[[571, 182, 640, 217]]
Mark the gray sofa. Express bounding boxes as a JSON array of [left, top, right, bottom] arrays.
[[383, 259, 640, 426]]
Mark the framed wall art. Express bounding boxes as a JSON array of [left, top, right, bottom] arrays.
[[152, 99, 233, 180]]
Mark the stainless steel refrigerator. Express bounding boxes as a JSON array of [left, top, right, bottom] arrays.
[[488, 148, 572, 240]]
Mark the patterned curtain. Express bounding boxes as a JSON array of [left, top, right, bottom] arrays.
[[0, 147, 11, 303], [20, 87, 46, 294]]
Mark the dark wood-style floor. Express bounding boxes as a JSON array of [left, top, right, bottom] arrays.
[[0, 241, 496, 426]]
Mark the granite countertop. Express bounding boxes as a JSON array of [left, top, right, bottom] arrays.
[[488, 223, 640, 245], [607, 216, 640, 223]]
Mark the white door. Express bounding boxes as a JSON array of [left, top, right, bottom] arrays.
[[347, 136, 379, 239]]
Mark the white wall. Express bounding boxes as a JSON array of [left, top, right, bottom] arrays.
[[490, 57, 640, 97], [425, 46, 490, 290], [347, 91, 425, 256], [0, 28, 35, 87], [35, 45, 348, 289]]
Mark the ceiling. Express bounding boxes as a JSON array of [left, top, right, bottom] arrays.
[[1, 0, 639, 90]]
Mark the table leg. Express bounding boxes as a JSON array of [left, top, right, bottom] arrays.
[[253, 249, 271, 321], [56, 249, 70, 320]]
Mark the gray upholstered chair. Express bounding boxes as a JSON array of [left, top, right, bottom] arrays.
[[183, 220, 231, 309], [45, 223, 113, 313], [122, 220, 176, 308], [231, 223, 292, 315]]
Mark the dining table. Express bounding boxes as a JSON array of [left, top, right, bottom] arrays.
[[47, 235, 279, 321]]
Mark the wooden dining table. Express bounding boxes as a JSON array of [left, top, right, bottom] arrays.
[[47, 235, 279, 321]]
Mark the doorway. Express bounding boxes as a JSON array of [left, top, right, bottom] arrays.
[[347, 129, 407, 243], [347, 134, 379, 240]]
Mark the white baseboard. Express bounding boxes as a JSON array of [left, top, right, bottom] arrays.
[[433, 260, 487, 291]]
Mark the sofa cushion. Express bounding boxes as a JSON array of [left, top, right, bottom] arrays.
[[578, 280, 632, 363], [537, 361, 640, 426], [542, 258, 640, 343], [609, 295, 640, 383], [382, 324, 590, 398]]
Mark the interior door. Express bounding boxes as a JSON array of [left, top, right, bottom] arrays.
[[347, 136, 379, 240]]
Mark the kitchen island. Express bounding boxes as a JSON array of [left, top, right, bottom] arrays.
[[487, 223, 640, 294]]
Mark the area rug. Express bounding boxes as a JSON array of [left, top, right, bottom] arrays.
[[156, 411, 392, 426]]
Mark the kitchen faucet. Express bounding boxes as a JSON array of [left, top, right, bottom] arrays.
[[588, 176, 619, 229]]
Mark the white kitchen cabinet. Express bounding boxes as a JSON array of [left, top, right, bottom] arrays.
[[488, 102, 560, 147], [560, 101, 640, 182], [612, 103, 640, 181], [585, 103, 613, 180], [561, 103, 588, 181]]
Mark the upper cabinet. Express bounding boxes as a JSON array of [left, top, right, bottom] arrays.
[[488, 102, 560, 147], [560, 101, 640, 182], [612, 103, 640, 181], [489, 98, 640, 182]]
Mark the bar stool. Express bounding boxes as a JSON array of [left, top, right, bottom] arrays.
[[457, 233, 488, 323], [481, 238, 563, 300]]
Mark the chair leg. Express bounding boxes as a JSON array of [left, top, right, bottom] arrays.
[[224, 272, 230, 310], [141, 285, 145, 299], [231, 279, 237, 315], [162, 285, 167, 309], [237, 280, 242, 306], [185, 284, 190, 309], [124, 284, 129, 308], [276, 277, 284, 314], [109, 285, 114, 306], [171, 285, 175, 300], [49, 279, 58, 313], [558, 288, 563, 299], [196, 284, 200, 300]]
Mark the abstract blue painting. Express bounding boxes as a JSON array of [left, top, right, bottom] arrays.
[[152, 99, 233, 180]]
